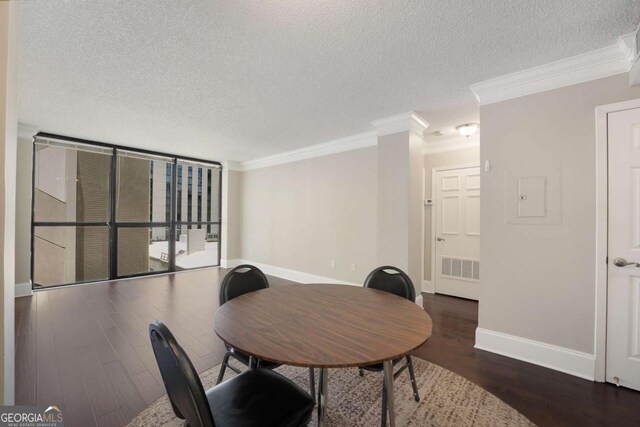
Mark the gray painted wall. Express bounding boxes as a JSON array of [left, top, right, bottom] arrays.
[[239, 130, 424, 294], [479, 73, 640, 354], [377, 134, 409, 275], [240, 146, 378, 283]]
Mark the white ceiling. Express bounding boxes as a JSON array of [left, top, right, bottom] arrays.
[[19, 1, 639, 161]]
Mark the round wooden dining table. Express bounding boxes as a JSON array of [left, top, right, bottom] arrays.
[[214, 283, 432, 427]]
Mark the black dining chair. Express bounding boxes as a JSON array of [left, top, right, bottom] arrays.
[[149, 321, 314, 427], [216, 264, 316, 400], [358, 266, 421, 427], [216, 264, 274, 383]]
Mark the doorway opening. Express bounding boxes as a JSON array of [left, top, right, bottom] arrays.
[[422, 145, 480, 301]]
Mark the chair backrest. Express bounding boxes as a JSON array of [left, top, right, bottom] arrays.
[[363, 266, 416, 302], [219, 264, 269, 306], [149, 321, 215, 427]]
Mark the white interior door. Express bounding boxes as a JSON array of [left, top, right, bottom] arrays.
[[607, 107, 640, 391], [434, 166, 480, 300]]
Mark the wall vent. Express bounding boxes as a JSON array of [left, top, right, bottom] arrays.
[[441, 257, 479, 281]]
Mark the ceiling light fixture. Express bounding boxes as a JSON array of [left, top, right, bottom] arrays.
[[456, 123, 479, 137]]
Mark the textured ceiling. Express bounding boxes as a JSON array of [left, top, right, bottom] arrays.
[[19, 0, 640, 161]]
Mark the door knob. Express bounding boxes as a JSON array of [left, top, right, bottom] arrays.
[[436, 237, 445, 242], [613, 257, 640, 268]]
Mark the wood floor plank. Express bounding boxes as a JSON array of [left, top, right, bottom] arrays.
[[88, 326, 119, 365], [102, 360, 148, 423], [15, 295, 37, 405], [131, 370, 164, 406], [191, 350, 225, 375], [34, 292, 64, 406], [96, 409, 126, 427], [59, 373, 96, 427], [132, 341, 163, 385], [84, 298, 118, 330], [102, 326, 147, 376], [77, 347, 120, 417], [105, 308, 148, 350]]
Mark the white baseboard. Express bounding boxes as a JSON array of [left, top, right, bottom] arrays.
[[220, 259, 235, 268], [220, 259, 424, 306], [422, 280, 434, 293], [15, 282, 33, 298], [475, 327, 595, 381], [221, 259, 359, 286]]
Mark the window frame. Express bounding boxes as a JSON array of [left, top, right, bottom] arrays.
[[30, 132, 223, 289]]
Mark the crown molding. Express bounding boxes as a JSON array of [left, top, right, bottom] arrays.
[[240, 131, 377, 171], [423, 134, 479, 155], [17, 122, 39, 140], [221, 160, 243, 171], [231, 111, 429, 172], [371, 111, 429, 137], [470, 33, 636, 106]]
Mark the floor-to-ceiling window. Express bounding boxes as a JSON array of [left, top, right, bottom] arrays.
[[174, 159, 221, 271], [31, 134, 222, 289], [115, 150, 174, 277]]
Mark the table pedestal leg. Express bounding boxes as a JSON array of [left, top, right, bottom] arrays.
[[383, 360, 395, 427], [317, 367, 328, 426]]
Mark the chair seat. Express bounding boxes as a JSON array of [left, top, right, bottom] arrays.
[[361, 356, 405, 372], [230, 349, 281, 370], [207, 368, 314, 427]]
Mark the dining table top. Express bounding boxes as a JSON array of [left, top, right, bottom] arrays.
[[213, 283, 433, 368]]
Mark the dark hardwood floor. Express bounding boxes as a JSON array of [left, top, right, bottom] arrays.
[[417, 294, 640, 427], [14, 268, 640, 426]]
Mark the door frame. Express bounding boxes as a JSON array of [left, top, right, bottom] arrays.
[[429, 164, 480, 292], [594, 98, 640, 382]]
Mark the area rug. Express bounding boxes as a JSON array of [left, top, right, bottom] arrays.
[[128, 357, 535, 426]]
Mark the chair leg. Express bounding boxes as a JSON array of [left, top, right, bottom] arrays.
[[216, 352, 231, 385], [248, 356, 258, 369], [406, 356, 420, 402], [381, 378, 387, 427], [309, 368, 316, 403], [359, 368, 364, 377]]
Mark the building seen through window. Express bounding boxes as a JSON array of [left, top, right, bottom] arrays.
[[32, 137, 221, 288]]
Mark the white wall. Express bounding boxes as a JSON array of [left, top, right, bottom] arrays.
[[240, 146, 378, 284], [0, 0, 19, 404], [479, 73, 640, 361], [423, 147, 480, 280]]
